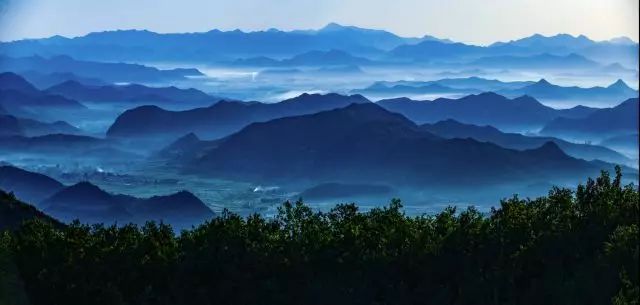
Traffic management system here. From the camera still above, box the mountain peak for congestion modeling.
[155,190,203,203]
[532,78,555,88]
[320,22,347,31]
[530,141,568,158]
[0,72,37,92]
[180,132,200,142]
[47,80,87,91]
[608,79,631,90]
[44,181,114,206]
[282,93,370,105]
[67,181,103,193]
[472,92,504,99]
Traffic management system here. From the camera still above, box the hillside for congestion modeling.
[107,93,371,139]
[188,103,606,186]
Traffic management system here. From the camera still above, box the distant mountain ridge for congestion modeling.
[0,133,143,160]
[540,98,639,139]
[359,77,535,92]
[1,25,636,67]
[0,23,430,61]
[420,119,631,166]
[356,77,638,107]
[499,78,638,103]
[45,80,219,106]
[183,103,614,187]
[376,92,597,130]
[0,72,86,118]
[0,55,203,83]
[235,49,372,67]
[353,77,535,97]
[0,114,79,137]
[107,93,371,140]
[469,53,598,69]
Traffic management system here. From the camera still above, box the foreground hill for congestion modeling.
[420,119,631,166]
[107,93,371,140]
[377,92,596,130]
[186,103,610,187]
[0,190,61,231]
[540,98,639,140]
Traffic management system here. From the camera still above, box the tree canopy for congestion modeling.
[1,168,638,305]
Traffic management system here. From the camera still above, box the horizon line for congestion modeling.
[1,22,638,46]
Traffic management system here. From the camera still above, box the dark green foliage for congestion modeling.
[3,168,639,305]
[0,190,62,232]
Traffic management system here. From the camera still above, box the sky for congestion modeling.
[0,0,638,44]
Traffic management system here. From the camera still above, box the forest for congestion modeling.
[0,168,638,305]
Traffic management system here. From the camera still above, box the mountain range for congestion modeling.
[1,24,636,68]
[540,98,639,140]
[387,34,637,67]
[355,77,535,94]
[498,79,638,103]
[234,49,373,67]
[107,93,371,140]
[0,23,433,62]
[16,70,107,89]
[377,92,597,130]
[0,165,214,228]
[45,80,219,106]
[356,77,638,106]
[0,72,86,118]
[0,55,203,83]
[0,114,79,137]
[182,103,618,187]
[420,119,631,166]
[468,53,598,69]
[599,134,639,157]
